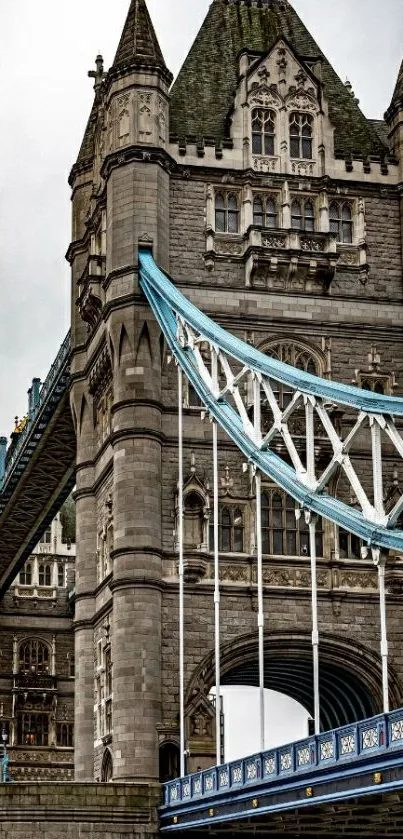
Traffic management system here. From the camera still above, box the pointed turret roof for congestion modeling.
[170,0,385,158]
[113,0,169,75]
[76,100,98,168]
[391,60,403,107]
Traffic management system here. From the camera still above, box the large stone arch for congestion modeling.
[186,631,403,733]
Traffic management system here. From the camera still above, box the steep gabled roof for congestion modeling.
[170,0,386,158]
[113,0,168,72]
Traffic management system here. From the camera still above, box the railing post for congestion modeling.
[27,377,41,420]
[178,365,185,777]
[0,438,7,489]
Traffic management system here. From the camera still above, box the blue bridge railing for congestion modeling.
[0,330,71,497]
[163,708,403,807]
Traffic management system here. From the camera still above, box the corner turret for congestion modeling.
[385,60,403,175]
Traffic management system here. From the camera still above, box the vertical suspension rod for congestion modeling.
[309,514,320,734]
[178,365,185,777]
[212,350,221,765]
[253,375,265,752]
[256,471,265,752]
[305,396,320,734]
[374,549,389,713]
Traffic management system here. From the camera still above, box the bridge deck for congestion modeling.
[0,332,75,596]
[161,708,403,835]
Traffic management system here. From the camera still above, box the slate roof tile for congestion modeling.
[170,0,387,158]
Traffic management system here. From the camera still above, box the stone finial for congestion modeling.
[88,55,107,92]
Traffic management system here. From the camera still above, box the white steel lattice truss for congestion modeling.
[140,250,403,553]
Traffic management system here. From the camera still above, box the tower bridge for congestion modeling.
[0,0,403,836]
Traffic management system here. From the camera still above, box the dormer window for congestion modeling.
[289,113,313,159]
[215,193,239,233]
[252,109,276,156]
[253,196,277,228]
[329,201,353,243]
[291,199,315,231]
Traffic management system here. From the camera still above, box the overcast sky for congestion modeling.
[0,0,401,440]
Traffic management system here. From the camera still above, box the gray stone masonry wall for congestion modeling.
[0,782,160,839]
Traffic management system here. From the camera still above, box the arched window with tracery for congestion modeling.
[18,639,50,675]
[39,563,52,587]
[215,193,239,233]
[289,113,313,159]
[264,341,320,411]
[291,199,315,231]
[329,201,353,243]
[252,109,276,156]
[19,562,32,586]
[253,196,277,228]
[261,490,323,556]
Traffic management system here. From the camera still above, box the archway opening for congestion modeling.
[187,632,392,764]
[210,685,311,761]
[222,649,378,733]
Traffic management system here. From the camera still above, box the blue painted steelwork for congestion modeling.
[139,250,403,551]
[0,331,71,498]
[162,707,403,812]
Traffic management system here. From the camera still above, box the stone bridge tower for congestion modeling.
[67,0,403,791]
[68,0,172,782]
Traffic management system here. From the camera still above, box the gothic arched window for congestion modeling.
[57,564,64,587]
[329,201,353,243]
[210,507,244,553]
[39,563,52,587]
[184,491,205,549]
[17,713,49,746]
[252,109,276,156]
[291,199,315,231]
[19,639,50,675]
[265,341,320,411]
[101,748,113,782]
[339,528,361,559]
[215,193,239,233]
[289,113,313,159]
[159,742,180,782]
[19,562,32,586]
[253,196,277,228]
[261,490,323,556]
[56,722,74,747]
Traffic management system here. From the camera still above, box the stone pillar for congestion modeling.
[109,308,163,781]
[74,490,97,780]
[72,382,98,781]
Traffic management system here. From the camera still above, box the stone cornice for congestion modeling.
[170,165,401,197]
[100,144,177,181]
